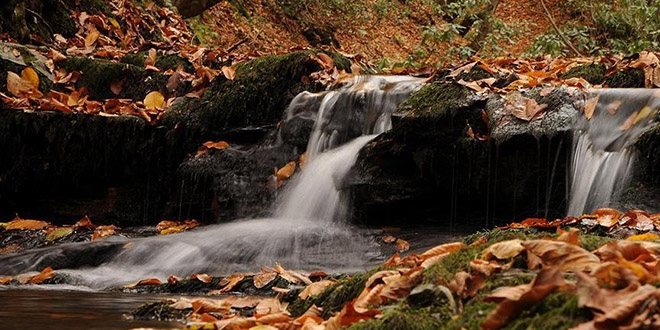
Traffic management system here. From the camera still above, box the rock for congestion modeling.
[407,284,443,308]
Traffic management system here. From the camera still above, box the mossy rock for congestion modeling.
[121,52,195,72]
[604,68,646,88]
[347,305,448,330]
[161,50,351,140]
[561,63,606,85]
[59,57,175,101]
[289,273,367,318]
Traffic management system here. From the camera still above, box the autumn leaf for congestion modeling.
[482,239,525,260]
[593,207,622,228]
[522,240,600,272]
[253,272,278,289]
[276,161,296,181]
[124,278,163,288]
[92,225,118,241]
[421,241,466,257]
[45,227,74,241]
[382,235,397,244]
[217,273,245,293]
[6,68,42,98]
[191,273,213,284]
[143,91,165,110]
[7,216,49,230]
[202,141,229,150]
[29,266,56,284]
[396,238,410,252]
[221,66,236,80]
[482,267,565,330]
[299,280,335,300]
[584,95,599,120]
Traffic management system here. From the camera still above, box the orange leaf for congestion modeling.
[74,216,96,229]
[421,241,466,257]
[85,28,100,48]
[124,278,163,288]
[522,240,600,272]
[253,272,278,289]
[276,161,296,181]
[29,266,56,284]
[92,225,118,241]
[482,239,525,260]
[202,140,229,150]
[21,67,39,88]
[218,273,245,293]
[6,218,49,230]
[395,238,410,252]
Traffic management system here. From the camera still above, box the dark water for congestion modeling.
[0,288,182,330]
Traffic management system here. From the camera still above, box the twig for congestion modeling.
[25,8,55,37]
[225,37,249,53]
[539,0,583,56]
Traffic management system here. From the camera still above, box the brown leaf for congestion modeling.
[396,238,410,252]
[167,275,182,285]
[482,267,565,329]
[202,140,229,150]
[556,227,580,245]
[298,280,335,300]
[74,216,96,229]
[382,235,397,244]
[124,278,163,288]
[92,225,118,241]
[45,227,74,241]
[47,48,67,63]
[482,239,525,260]
[448,271,485,298]
[191,298,231,314]
[145,48,157,67]
[594,207,622,227]
[606,100,622,115]
[253,272,278,289]
[85,28,101,48]
[379,267,424,301]
[191,273,213,284]
[522,240,601,272]
[110,79,123,95]
[218,273,245,293]
[221,66,236,80]
[316,53,335,71]
[584,95,599,120]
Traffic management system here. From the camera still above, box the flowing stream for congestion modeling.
[568,89,660,215]
[0,75,425,289]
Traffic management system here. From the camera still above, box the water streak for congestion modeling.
[568,89,660,215]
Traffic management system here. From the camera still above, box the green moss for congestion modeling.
[397,82,474,118]
[347,305,448,330]
[503,292,592,330]
[60,57,170,100]
[604,68,646,88]
[121,52,194,72]
[162,50,346,136]
[561,64,606,85]
[579,233,613,251]
[423,246,479,284]
[289,273,368,318]
[446,298,497,330]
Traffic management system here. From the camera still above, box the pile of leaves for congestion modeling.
[0,215,199,255]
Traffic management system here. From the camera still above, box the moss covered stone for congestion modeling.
[604,68,646,88]
[162,50,349,139]
[561,64,606,85]
[289,273,368,318]
[60,57,173,101]
[347,305,448,330]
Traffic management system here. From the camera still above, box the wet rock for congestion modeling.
[407,283,442,308]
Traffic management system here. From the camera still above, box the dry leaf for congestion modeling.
[276,161,296,181]
[421,242,466,257]
[396,238,410,252]
[522,240,600,272]
[482,239,525,260]
[298,280,335,300]
[584,95,599,120]
[221,66,236,80]
[6,218,49,230]
[144,91,165,109]
[254,272,278,289]
[124,278,163,288]
[29,267,56,284]
[482,267,565,330]
[45,227,74,241]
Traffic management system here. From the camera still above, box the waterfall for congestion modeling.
[568,89,660,215]
[0,75,424,288]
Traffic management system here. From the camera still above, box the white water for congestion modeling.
[0,75,425,289]
[568,89,660,215]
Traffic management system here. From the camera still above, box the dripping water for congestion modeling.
[568,89,660,215]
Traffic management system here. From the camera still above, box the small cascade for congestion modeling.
[568,89,660,215]
[0,75,425,289]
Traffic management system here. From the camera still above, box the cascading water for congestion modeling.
[0,75,425,289]
[568,89,660,215]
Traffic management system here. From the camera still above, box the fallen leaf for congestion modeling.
[124,278,163,288]
[421,241,466,257]
[253,272,278,289]
[92,225,118,241]
[45,227,74,241]
[276,161,296,181]
[606,100,622,115]
[202,141,229,150]
[298,280,335,300]
[482,267,565,330]
[6,218,49,230]
[448,271,485,298]
[29,267,56,284]
[522,240,600,272]
[382,235,397,244]
[584,95,599,120]
[191,273,213,284]
[482,239,525,260]
[221,66,236,80]
[143,91,165,109]
[218,273,245,293]
[396,238,410,252]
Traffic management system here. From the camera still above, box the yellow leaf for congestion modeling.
[633,105,654,125]
[298,280,335,300]
[46,227,74,241]
[85,29,100,48]
[627,233,660,241]
[143,91,165,109]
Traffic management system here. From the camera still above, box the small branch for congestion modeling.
[539,0,584,56]
[25,8,55,37]
[225,37,249,53]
